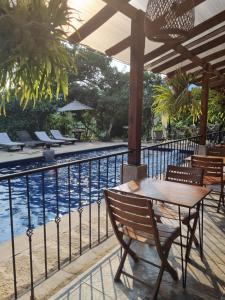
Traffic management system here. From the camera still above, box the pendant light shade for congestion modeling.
[145,0,195,42]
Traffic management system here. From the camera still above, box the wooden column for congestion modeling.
[128,11,145,165]
[199,69,210,145]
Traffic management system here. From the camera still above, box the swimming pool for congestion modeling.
[0,145,190,243]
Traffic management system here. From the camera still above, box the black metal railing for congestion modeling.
[0,131,224,299]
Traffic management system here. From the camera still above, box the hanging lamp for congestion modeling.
[144,0,195,42]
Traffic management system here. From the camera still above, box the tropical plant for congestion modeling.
[153,70,198,124]
[153,69,225,129]
[0,0,77,114]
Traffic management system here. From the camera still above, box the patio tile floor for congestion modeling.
[52,199,225,300]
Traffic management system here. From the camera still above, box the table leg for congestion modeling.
[178,206,185,288]
[184,208,191,288]
[186,203,201,260]
[201,200,204,260]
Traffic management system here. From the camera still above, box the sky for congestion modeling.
[111,58,130,73]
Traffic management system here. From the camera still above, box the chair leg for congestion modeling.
[152,264,165,300]
[217,192,224,213]
[115,238,136,281]
[164,260,178,281]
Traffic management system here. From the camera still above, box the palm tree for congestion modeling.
[153,70,199,125]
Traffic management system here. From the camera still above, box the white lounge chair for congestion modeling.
[50,130,77,144]
[34,131,64,146]
[0,132,24,151]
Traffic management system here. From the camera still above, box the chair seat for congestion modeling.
[154,204,198,225]
[122,223,180,249]
[203,175,225,185]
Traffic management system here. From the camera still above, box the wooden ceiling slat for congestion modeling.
[106,0,206,57]
[106,36,131,56]
[192,70,225,85]
[167,48,225,76]
[151,34,225,73]
[144,10,225,64]
[209,79,225,88]
[102,0,138,19]
[69,5,117,43]
[149,24,225,69]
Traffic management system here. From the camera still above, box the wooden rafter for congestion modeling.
[144,10,225,64]
[69,0,133,43]
[209,78,225,88]
[102,0,138,19]
[151,33,225,73]
[69,5,118,43]
[149,24,225,70]
[167,48,225,77]
[105,0,205,56]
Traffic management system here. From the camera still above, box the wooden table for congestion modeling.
[113,178,211,287]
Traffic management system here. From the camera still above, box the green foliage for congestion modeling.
[47,112,75,135]
[67,45,130,140]
[0,97,62,138]
[153,70,196,123]
[0,0,77,114]
[153,70,225,128]
[142,72,163,140]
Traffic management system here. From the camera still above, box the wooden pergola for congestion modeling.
[68,0,225,166]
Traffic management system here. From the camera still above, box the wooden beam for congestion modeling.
[199,69,210,145]
[69,5,118,43]
[152,33,225,73]
[144,10,225,64]
[167,49,225,77]
[209,78,225,88]
[102,0,137,19]
[172,44,225,82]
[106,0,205,57]
[128,11,145,165]
[106,36,131,56]
[148,24,225,70]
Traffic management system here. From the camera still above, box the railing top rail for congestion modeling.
[0,149,132,181]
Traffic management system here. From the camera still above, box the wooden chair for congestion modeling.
[155,165,204,257]
[191,156,224,212]
[165,165,203,186]
[104,189,181,300]
[207,147,225,157]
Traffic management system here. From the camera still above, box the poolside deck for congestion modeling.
[49,196,225,300]
[0,141,129,164]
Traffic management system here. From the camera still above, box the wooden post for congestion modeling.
[128,11,145,165]
[199,69,210,145]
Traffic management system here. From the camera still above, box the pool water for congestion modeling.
[0,146,188,243]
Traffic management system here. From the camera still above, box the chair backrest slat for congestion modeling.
[105,190,157,237]
[207,147,225,157]
[191,156,223,179]
[111,206,152,226]
[109,198,149,215]
[166,165,203,186]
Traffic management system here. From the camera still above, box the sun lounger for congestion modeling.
[34,131,64,146]
[0,132,24,151]
[50,130,77,144]
[16,130,45,148]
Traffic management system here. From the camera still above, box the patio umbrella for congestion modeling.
[58,100,93,112]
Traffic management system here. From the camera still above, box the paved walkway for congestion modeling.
[52,196,225,300]
[0,141,128,164]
